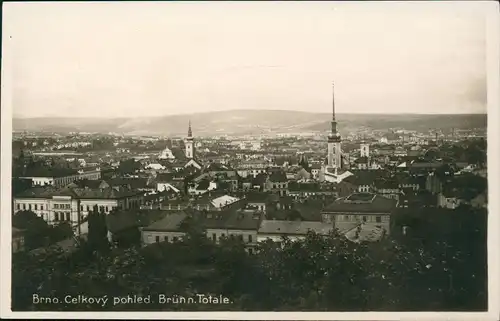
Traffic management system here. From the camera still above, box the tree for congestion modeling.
[12,210,50,250]
[87,205,109,252]
[11,207,487,311]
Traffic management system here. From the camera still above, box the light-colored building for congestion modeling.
[141,212,188,245]
[321,193,397,238]
[13,186,144,231]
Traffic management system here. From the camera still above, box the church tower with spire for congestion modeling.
[327,82,342,172]
[185,120,194,159]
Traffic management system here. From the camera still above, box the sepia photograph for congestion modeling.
[1,1,499,319]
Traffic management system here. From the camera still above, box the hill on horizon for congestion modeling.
[13,110,487,136]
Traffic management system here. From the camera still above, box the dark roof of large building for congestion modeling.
[22,166,78,178]
[15,186,77,199]
[106,209,168,233]
[15,185,143,200]
[140,212,188,232]
[72,187,143,199]
[198,209,262,231]
[323,193,398,214]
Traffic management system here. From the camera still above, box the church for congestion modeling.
[319,82,353,183]
[183,121,202,170]
[157,121,202,171]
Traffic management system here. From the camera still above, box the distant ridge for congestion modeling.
[13,110,487,136]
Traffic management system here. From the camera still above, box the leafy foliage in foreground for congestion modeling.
[12,208,487,311]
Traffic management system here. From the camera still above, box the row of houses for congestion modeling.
[135,191,397,248]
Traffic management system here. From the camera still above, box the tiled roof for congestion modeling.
[106,209,167,233]
[258,220,333,236]
[223,210,262,230]
[323,193,397,214]
[140,212,187,232]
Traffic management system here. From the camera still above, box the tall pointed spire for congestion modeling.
[330,82,338,137]
[187,120,192,138]
[332,81,336,122]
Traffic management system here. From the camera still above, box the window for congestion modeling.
[376,216,382,223]
[40,205,44,211]
[106,206,109,213]
[28,204,32,211]
[344,215,349,221]
[212,233,216,242]
[238,235,243,241]
[54,212,59,221]
[16,204,20,210]
[80,205,84,211]
[22,204,26,210]
[362,216,367,222]
[34,204,38,210]
[164,236,168,242]
[65,204,71,209]
[66,212,71,221]
[155,236,160,243]
[54,204,59,209]
[87,205,90,211]
[248,235,253,243]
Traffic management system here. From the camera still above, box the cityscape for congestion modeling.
[4,1,492,316]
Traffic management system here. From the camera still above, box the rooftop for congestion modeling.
[106,209,167,233]
[258,220,333,236]
[323,193,398,214]
[140,212,187,232]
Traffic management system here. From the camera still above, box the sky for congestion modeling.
[4,1,489,118]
